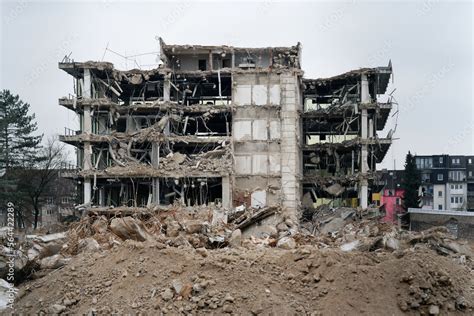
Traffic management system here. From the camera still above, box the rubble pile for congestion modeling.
[3,206,474,314]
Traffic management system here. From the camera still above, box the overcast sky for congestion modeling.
[1,0,472,169]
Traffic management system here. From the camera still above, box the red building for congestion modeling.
[379,170,405,224]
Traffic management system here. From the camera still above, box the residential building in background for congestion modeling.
[416,155,474,212]
[378,169,405,223]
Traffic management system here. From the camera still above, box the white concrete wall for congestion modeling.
[234,83,281,106]
[433,184,446,210]
[446,182,468,210]
[279,73,301,214]
[231,72,301,222]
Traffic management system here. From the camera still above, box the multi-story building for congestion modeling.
[58,39,393,230]
[416,155,474,211]
[377,169,405,223]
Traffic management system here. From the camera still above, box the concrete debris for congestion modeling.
[77,238,101,253]
[323,183,345,197]
[340,240,360,252]
[5,204,474,315]
[110,217,151,242]
[228,229,242,248]
[39,254,70,270]
[276,237,296,250]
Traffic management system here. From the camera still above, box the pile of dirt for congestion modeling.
[12,240,473,315]
[5,205,474,314]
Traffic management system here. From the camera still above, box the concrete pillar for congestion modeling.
[280,73,301,224]
[151,143,160,204]
[83,69,92,98]
[360,179,368,209]
[361,108,368,139]
[83,142,92,205]
[222,176,231,209]
[151,143,160,167]
[82,94,92,206]
[152,178,160,204]
[163,73,171,101]
[208,50,213,71]
[83,105,92,134]
[98,188,105,206]
[359,73,370,209]
[84,179,91,204]
[369,118,374,138]
[361,74,370,104]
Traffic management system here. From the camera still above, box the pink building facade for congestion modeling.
[380,188,405,223]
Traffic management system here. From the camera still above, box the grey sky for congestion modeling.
[1,0,472,169]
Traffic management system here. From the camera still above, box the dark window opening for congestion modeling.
[159,177,222,206]
[198,59,207,71]
[222,59,231,68]
[116,118,127,132]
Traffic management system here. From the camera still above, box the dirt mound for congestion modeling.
[5,206,474,314]
[12,240,473,315]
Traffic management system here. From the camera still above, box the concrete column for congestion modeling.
[84,179,91,204]
[152,178,160,204]
[83,105,92,134]
[83,142,92,205]
[222,176,231,209]
[83,69,92,98]
[361,74,370,104]
[151,142,160,167]
[151,143,160,204]
[208,51,213,71]
[280,73,301,224]
[98,188,105,206]
[369,118,374,138]
[359,73,370,209]
[360,179,368,209]
[163,73,171,101]
[361,108,368,139]
[82,95,92,205]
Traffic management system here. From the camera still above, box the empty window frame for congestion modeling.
[198,59,207,71]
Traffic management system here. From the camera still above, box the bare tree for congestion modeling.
[17,137,67,229]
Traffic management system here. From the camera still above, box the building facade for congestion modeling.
[416,155,474,212]
[378,169,405,223]
[58,39,393,227]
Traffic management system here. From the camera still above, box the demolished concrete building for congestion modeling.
[58,38,393,232]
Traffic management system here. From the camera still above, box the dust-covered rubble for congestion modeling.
[2,205,474,314]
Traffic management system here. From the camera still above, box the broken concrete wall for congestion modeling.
[231,71,301,233]
[232,73,282,212]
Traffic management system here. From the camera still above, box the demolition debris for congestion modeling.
[57,38,394,237]
[3,205,473,314]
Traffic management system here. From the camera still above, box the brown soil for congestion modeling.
[12,241,473,315]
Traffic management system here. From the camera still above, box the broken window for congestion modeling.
[222,59,231,68]
[198,59,207,71]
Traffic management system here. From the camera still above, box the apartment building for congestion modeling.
[58,38,393,228]
[416,155,474,211]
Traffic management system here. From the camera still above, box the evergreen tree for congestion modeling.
[0,90,43,171]
[402,151,421,209]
